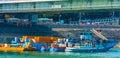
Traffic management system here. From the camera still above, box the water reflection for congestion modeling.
[0,48,119,58]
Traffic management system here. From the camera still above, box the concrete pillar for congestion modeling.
[31,13,38,23]
[119,11,120,25]
[112,11,115,18]
[79,12,82,24]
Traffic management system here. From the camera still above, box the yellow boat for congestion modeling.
[0,44,24,52]
[0,47,24,52]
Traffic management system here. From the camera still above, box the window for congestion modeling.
[0,4,2,10]
[18,3,34,10]
[35,2,51,9]
[2,4,17,10]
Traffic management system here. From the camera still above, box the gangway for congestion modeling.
[90,29,108,40]
[91,29,120,48]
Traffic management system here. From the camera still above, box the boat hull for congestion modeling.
[0,47,24,52]
[65,48,109,52]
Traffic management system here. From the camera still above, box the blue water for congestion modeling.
[0,48,120,58]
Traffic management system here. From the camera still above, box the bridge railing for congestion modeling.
[0,0,120,12]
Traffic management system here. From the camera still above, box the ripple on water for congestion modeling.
[0,48,120,58]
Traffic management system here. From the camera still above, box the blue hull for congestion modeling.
[65,40,118,52]
[66,48,109,52]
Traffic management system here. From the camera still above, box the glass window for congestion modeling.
[72,0,79,7]
[112,0,120,6]
[60,1,70,8]
[35,2,51,9]
[18,3,34,10]
[0,4,2,10]
[2,4,17,10]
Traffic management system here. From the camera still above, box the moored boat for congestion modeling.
[65,40,118,52]
[0,47,24,52]
[64,29,118,52]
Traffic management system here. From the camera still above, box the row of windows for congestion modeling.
[0,0,120,10]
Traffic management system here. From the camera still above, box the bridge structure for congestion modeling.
[0,0,120,24]
[0,0,120,12]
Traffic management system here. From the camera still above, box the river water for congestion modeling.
[0,48,120,58]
